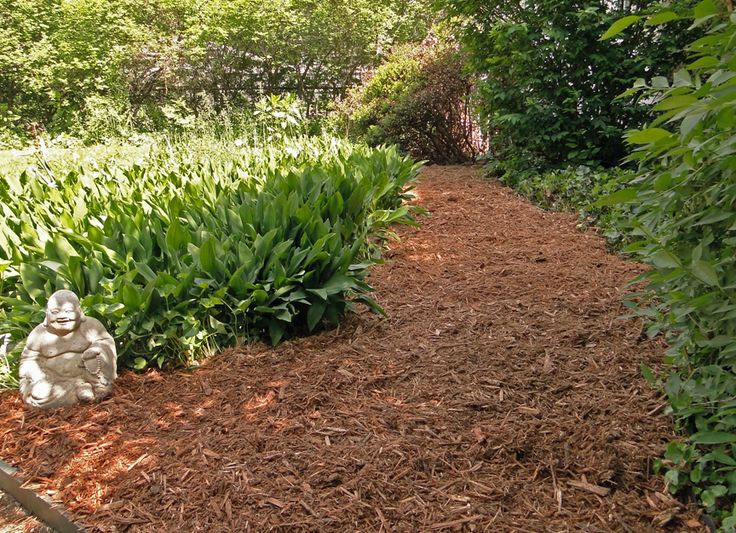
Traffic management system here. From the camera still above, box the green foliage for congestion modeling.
[503,166,633,247]
[334,38,484,163]
[0,0,433,140]
[0,136,422,387]
[614,3,736,524]
[253,94,310,141]
[440,0,693,175]
[0,0,192,136]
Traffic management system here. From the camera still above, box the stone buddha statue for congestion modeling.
[19,290,117,409]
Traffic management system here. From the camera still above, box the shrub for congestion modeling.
[441,0,693,175]
[604,4,736,525]
[333,38,485,163]
[0,0,432,138]
[253,94,309,141]
[73,94,135,144]
[0,136,422,384]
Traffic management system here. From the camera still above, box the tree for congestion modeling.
[0,0,434,140]
[440,0,693,176]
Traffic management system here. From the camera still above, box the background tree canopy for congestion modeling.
[0,0,433,138]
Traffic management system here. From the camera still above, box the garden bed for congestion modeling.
[0,166,702,531]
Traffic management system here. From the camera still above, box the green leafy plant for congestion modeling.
[332,37,484,163]
[0,136,422,382]
[253,94,309,141]
[0,0,433,141]
[602,1,736,525]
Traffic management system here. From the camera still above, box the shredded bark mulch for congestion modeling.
[0,165,705,532]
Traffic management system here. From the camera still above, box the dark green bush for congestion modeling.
[441,0,693,175]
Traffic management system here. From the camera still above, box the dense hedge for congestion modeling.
[611,5,736,525]
[0,0,432,144]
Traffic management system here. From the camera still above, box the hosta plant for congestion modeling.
[0,137,422,383]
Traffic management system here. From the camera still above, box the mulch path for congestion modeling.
[0,165,704,532]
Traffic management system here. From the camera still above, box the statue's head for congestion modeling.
[44,290,85,335]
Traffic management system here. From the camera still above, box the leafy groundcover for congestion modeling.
[0,137,422,384]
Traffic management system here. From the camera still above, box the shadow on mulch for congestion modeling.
[0,166,705,532]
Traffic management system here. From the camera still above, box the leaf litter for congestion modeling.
[0,165,705,532]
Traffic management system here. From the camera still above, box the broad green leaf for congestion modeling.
[650,250,680,268]
[692,260,719,286]
[199,238,219,278]
[596,187,637,206]
[694,0,717,20]
[689,56,719,69]
[228,264,251,296]
[121,283,141,310]
[166,217,189,251]
[600,15,642,40]
[704,449,736,466]
[323,273,357,295]
[307,300,326,331]
[690,431,736,444]
[356,294,386,317]
[652,76,670,89]
[653,95,698,111]
[627,128,672,144]
[307,288,328,301]
[67,256,85,294]
[53,234,79,264]
[19,263,46,303]
[694,210,732,226]
[681,113,706,137]
[134,262,157,282]
[645,11,679,25]
[269,320,285,345]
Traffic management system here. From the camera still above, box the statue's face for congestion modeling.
[45,295,83,334]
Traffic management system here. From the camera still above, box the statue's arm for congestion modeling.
[18,335,45,384]
[82,319,117,379]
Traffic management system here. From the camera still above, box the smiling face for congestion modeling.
[44,290,83,335]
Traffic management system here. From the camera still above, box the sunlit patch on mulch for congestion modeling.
[0,166,704,532]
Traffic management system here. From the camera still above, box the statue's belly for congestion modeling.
[42,351,84,378]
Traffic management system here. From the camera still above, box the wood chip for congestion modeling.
[567,480,611,497]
